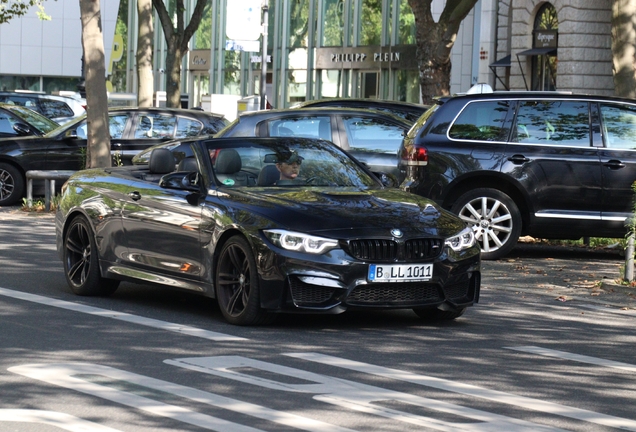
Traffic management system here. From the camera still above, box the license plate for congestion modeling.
[368,264,433,282]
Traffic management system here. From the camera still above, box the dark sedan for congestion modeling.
[0,102,60,138]
[0,107,228,206]
[215,107,412,180]
[55,137,480,325]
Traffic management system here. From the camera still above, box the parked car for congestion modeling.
[55,137,481,325]
[292,98,429,123]
[0,107,228,206]
[215,107,412,180]
[398,86,636,259]
[0,102,60,138]
[0,91,86,124]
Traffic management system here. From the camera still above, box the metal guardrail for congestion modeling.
[25,170,75,212]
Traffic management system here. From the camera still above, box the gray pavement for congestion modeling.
[2,203,635,310]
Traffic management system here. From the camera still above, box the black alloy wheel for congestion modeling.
[215,236,273,325]
[63,216,119,296]
[0,163,24,206]
[451,188,522,260]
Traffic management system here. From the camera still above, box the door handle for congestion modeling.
[603,159,625,169]
[128,191,141,201]
[507,154,530,164]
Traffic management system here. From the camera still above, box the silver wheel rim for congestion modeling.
[458,196,513,254]
[0,168,15,202]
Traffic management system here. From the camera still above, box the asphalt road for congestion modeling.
[1,208,635,431]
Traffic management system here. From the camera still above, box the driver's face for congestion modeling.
[276,161,301,180]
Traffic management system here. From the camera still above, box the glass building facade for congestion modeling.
[109,0,421,109]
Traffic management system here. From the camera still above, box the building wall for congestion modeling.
[508,0,613,94]
[0,0,119,83]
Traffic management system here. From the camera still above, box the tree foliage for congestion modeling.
[0,0,50,24]
[407,0,478,104]
[152,0,208,107]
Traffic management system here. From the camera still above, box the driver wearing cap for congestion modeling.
[276,151,303,181]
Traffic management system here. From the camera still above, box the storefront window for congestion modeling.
[398,0,415,44]
[194,3,212,49]
[394,70,420,103]
[359,0,381,45]
[224,51,242,95]
[323,0,345,46]
[532,3,558,91]
[320,70,351,98]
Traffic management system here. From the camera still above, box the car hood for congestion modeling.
[220,187,465,239]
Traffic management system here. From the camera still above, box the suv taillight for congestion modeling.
[400,146,428,166]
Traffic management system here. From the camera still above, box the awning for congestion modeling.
[516,47,557,56]
[489,55,511,68]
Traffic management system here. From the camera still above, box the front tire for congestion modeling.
[451,188,521,260]
[215,236,273,325]
[0,163,25,206]
[63,216,119,296]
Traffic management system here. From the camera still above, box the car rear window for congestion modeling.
[449,100,510,141]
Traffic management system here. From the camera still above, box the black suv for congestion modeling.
[399,88,636,259]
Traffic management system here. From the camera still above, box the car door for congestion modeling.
[597,101,636,225]
[504,99,603,231]
[119,177,205,281]
[336,114,408,178]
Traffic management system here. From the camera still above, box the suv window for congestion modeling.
[176,117,204,137]
[267,116,332,139]
[513,100,590,146]
[599,103,636,150]
[449,100,510,141]
[343,117,405,153]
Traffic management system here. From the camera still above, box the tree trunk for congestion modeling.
[612,0,636,98]
[79,0,111,169]
[408,0,478,104]
[165,40,184,108]
[137,0,154,107]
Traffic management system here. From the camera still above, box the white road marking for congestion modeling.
[285,352,636,431]
[9,363,355,432]
[0,287,244,341]
[167,356,565,431]
[0,409,122,431]
[505,345,636,372]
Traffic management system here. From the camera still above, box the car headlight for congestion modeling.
[445,227,476,252]
[263,229,339,254]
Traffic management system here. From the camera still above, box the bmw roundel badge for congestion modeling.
[391,229,403,238]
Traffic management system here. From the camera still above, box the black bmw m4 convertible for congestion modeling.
[56,137,480,325]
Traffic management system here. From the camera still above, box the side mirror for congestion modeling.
[64,129,79,139]
[12,123,32,136]
[159,171,200,192]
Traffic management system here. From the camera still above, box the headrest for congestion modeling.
[149,148,175,174]
[215,148,242,174]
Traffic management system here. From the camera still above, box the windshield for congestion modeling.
[6,105,59,133]
[207,139,381,189]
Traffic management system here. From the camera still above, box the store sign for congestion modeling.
[315,46,417,70]
[189,50,211,71]
[534,30,557,48]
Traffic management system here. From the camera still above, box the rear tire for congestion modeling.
[215,236,274,325]
[63,216,119,296]
[451,188,521,260]
[0,163,25,206]
[413,307,466,321]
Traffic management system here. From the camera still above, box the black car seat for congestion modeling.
[177,157,198,172]
[215,149,249,186]
[143,148,175,181]
[257,164,280,186]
